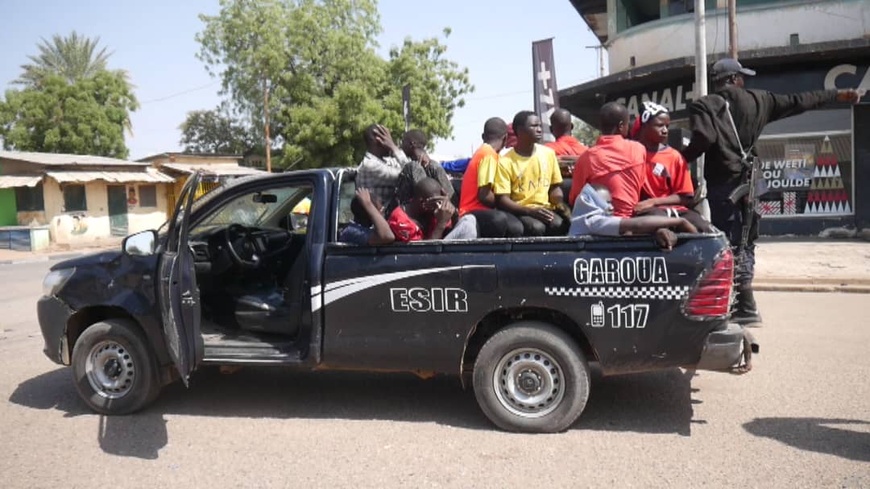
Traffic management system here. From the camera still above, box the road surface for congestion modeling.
[0,261,867,488]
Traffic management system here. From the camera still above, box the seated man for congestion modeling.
[570,183,698,250]
[546,108,589,179]
[356,124,410,206]
[569,102,647,219]
[458,117,524,238]
[339,188,395,246]
[395,129,455,205]
[388,178,475,242]
[494,111,569,237]
[632,101,713,232]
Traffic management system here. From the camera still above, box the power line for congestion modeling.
[140,81,220,104]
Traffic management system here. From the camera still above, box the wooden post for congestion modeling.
[728,0,738,59]
[263,78,271,173]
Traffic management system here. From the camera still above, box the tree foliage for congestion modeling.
[15,31,116,87]
[0,72,138,158]
[196,0,474,169]
[572,117,600,147]
[179,109,255,154]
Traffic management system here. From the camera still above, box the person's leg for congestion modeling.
[518,215,546,236]
[502,212,525,238]
[545,212,569,236]
[469,210,508,238]
[679,209,714,233]
[444,214,478,240]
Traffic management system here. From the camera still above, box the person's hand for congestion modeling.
[675,218,698,234]
[416,149,431,167]
[836,89,865,104]
[634,199,657,215]
[655,228,678,251]
[530,207,555,223]
[355,188,373,206]
[373,124,398,151]
[429,196,455,224]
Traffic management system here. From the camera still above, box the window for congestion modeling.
[15,184,44,211]
[63,184,87,212]
[139,185,157,207]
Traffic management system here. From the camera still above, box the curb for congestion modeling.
[754,282,870,294]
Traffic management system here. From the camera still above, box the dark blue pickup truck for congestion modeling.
[36,169,754,432]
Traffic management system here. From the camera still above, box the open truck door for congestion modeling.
[158,172,203,386]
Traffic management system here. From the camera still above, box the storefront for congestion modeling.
[560,45,870,235]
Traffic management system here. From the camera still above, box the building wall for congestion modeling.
[41,179,170,246]
[606,0,869,73]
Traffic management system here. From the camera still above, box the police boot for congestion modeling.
[732,284,763,328]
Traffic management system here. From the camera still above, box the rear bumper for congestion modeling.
[37,296,74,365]
[696,322,759,371]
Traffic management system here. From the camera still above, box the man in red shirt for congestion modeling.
[547,109,589,179]
[632,101,712,232]
[388,178,457,242]
[458,118,523,238]
[569,102,646,218]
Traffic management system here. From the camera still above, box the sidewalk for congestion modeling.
[2,236,868,292]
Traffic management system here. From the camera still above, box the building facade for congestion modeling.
[561,0,870,235]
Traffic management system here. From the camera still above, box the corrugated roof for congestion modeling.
[46,169,175,184]
[0,150,148,167]
[161,162,265,176]
[0,175,42,188]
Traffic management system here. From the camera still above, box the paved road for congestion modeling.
[0,261,867,488]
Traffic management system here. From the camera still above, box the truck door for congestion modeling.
[157,172,203,385]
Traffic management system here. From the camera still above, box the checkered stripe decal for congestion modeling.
[545,285,690,301]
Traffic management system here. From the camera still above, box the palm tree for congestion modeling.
[15,31,116,86]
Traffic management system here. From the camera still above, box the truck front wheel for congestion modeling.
[71,319,161,414]
[473,322,590,433]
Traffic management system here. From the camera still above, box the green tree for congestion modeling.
[16,31,116,87]
[196,0,473,170]
[179,109,255,154]
[572,117,600,147]
[0,72,138,158]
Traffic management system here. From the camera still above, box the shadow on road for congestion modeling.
[743,417,870,462]
[10,365,701,458]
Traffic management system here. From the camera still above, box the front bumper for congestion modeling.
[696,322,759,371]
[37,296,74,365]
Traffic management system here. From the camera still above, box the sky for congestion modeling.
[0,0,601,160]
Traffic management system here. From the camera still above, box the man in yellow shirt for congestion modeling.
[494,111,568,236]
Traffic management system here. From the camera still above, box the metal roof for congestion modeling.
[161,162,265,176]
[0,175,42,189]
[45,169,175,184]
[0,150,148,167]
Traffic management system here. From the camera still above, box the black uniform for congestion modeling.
[682,85,839,285]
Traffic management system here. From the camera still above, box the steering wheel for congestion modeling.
[224,224,261,268]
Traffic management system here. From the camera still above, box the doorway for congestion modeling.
[107,185,128,237]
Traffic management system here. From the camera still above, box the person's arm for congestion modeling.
[568,153,590,207]
[356,189,395,245]
[477,185,495,207]
[428,198,456,240]
[360,154,403,181]
[681,101,716,162]
[476,153,499,207]
[547,150,564,207]
[619,216,698,235]
[373,124,410,164]
[548,185,564,208]
[635,194,686,214]
[764,89,863,123]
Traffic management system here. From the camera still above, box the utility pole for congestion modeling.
[728,0,738,59]
[263,78,271,173]
[694,0,710,220]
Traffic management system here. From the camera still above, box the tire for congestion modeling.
[473,321,590,433]
[71,319,161,415]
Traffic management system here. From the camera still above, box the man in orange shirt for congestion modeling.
[458,117,524,237]
[632,101,712,232]
[547,109,588,179]
[569,102,646,218]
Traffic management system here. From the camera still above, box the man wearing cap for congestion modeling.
[682,58,864,328]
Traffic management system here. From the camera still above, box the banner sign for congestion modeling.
[532,39,559,141]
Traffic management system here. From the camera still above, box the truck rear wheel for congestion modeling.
[71,319,161,415]
[473,321,590,433]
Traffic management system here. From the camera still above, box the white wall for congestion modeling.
[606,0,869,73]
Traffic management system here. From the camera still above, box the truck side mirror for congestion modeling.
[123,230,157,256]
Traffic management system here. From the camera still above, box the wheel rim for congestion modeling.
[85,340,135,399]
[493,348,565,419]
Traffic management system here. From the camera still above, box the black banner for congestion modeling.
[532,39,559,140]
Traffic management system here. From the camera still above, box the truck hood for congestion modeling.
[50,249,123,271]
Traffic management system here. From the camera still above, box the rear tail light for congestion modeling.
[683,248,734,319]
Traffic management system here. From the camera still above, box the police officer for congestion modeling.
[682,58,863,328]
